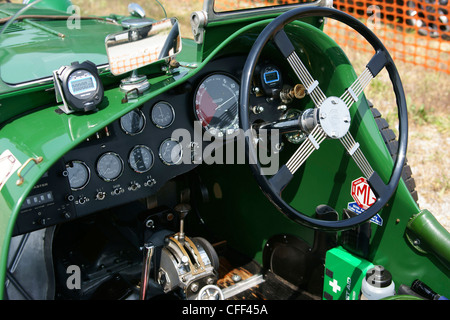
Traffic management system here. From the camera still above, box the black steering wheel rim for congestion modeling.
[239,7,408,231]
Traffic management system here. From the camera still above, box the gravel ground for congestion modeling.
[408,125,450,231]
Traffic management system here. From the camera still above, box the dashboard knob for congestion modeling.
[77,196,88,205]
[95,191,106,200]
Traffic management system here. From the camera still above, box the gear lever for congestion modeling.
[139,242,154,300]
[174,203,191,243]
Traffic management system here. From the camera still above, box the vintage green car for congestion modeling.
[0,0,448,301]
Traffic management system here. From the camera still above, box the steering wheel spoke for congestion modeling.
[273,30,327,107]
[339,132,389,200]
[341,51,389,109]
[339,132,374,179]
[269,125,326,193]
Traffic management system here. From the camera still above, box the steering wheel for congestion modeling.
[239,7,408,230]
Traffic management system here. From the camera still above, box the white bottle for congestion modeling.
[360,265,396,300]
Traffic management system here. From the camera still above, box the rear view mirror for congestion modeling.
[105,18,181,76]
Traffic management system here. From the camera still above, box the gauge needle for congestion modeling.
[215,96,235,110]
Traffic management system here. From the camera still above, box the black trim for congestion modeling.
[273,30,296,58]
[366,50,389,77]
[268,165,294,194]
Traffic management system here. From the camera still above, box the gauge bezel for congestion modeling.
[159,138,183,166]
[65,160,91,191]
[128,145,155,173]
[120,109,146,136]
[96,152,124,182]
[193,72,240,138]
[281,108,306,144]
[151,101,176,129]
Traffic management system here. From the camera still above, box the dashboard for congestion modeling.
[14,54,302,236]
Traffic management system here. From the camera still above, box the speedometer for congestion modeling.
[194,74,240,137]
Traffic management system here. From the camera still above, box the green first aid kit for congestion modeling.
[323,247,374,300]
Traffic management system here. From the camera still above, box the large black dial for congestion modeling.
[194,74,240,137]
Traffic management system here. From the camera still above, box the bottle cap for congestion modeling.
[365,265,393,288]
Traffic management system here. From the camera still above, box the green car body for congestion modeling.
[0,0,448,300]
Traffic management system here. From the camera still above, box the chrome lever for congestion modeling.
[139,242,155,300]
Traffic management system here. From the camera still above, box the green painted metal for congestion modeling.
[406,209,450,267]
[0,3,125,124]
[26,0,73,12]
[191,21,449,298]
[0,1,448,300]
[0,18,283,299]
[1,19,119,84]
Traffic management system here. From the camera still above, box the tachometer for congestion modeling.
[194,74,240,137]
[96,152,124,182]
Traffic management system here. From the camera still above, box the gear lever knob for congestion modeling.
[174,204,191,243]
[175,203,191,219]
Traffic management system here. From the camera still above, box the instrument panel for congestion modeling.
[15,91,197,235]
[15,54,293,236]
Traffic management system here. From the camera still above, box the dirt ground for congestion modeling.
[364,63,449,232]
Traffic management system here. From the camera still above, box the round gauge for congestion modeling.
[194,74,240,137]
[159,139,183,165]
[282,109,306,144]
[151,101,175,128]
[96,152,124,181]
[129,145,154,173]
[66,161,90,190]
[120,109,146,135]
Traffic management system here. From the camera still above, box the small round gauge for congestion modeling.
[159,139,183,165]
[120,109,146,135]
[282,109,306,144]
[96,152,124,181]
[151,101,175,128]
[194,74,240,137]
[66,160,90,190]
[129,145,154,173]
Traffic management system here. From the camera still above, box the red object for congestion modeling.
[351,177,376,210]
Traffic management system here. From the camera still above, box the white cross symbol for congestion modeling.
[329,279,341,293]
